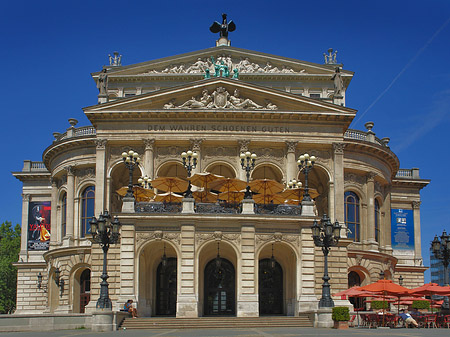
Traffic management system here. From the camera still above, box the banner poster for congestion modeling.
[391,208,414,254]
[27,201,51,251]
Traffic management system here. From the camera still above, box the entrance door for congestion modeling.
[80,269,90,313]
[259,258,283,315]
[204,258,235,315]
[156,258,177,315]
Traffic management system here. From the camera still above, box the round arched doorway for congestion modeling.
[203,258,235,315]
[156,257,177,316]
[259,258,283,315]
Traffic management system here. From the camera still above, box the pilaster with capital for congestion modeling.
[65,166,75,244]
[333,143,345,222]
[19,194,30,260]
[285,141,298,183]
[381,186,392,252]
[143,138,155,179]
[190,138,203,174]
[364,172,377,248]
[238,140,250,181]
[50,179,58,247]
[412,201,422,263]
[94,139,107,216]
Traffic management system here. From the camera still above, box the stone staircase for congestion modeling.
[120,315,313,330]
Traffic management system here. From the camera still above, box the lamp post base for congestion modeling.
[91,309,114,332]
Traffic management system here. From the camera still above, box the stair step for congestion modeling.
[121,316,313,330]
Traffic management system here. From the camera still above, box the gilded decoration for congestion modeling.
[195,231,241,247]
[139,56,306,75]
[255,233,299,249]
[164,87,277,110]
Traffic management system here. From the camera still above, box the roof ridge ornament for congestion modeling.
[108,51,122,66]
[324,48,338,65]
[210,13,236,47]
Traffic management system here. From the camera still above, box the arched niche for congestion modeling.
[138,240,178,317]
[205,162,236,178]
[257,242,297,316]
[156,162,187,178]
[297,165,330,216]
[252,164,283,182]
[110,162,143,212]
[197,240,237,316]
[71,266,91,313]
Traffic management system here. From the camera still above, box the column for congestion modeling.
[190,138,203,174]
[332,143,345,223]
[412,201,422,265]
[381,186,393,253]
[238,139,250,181]
[19,194,30,261]
[238,223,258,317]
[65,166,75,245]
[365,172,377,250]
[50,179,58,247]
[143,139,155,179]
[95,139,107,216]
[177,224,198,317]
[285,141,298,183]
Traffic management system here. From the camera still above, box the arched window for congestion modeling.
[81,186,95,238]
[61,192,67,238]
[345,191,360,242]
[375,199,380,243]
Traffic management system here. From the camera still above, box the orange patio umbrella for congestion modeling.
[154,192,183,203]
[279,187,319,201]
[218,191,245,204]
[192,190,218,203]
[249,179,284,195]
[190,172,223,188]
[334,286,375,299]
[209,177,247,193]
[409,283,450,296]
[116,186,155,202]
[151,177,188,194]
[253,193,286,205]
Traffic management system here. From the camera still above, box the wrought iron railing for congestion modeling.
[255,204,302,215]
[135,202,182,213]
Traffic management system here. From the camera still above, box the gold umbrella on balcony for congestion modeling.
[253,193,286,205]
[154,192,183,203]
[151,177,189,194]
[218,191,245,204]
[190,172,223,189]
[116,186,155,202]
[209,177,247,194]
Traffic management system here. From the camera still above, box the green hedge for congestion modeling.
[412,300,430,310]
[332,306,350,321]
[370,300,390,310]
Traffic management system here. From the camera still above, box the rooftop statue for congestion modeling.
[210,13,236,38]
[331,67,344,97]
[108,51,122,66]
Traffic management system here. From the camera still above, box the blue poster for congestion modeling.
[391,209,414,251]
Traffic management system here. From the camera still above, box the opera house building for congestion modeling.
[12,33,429,319]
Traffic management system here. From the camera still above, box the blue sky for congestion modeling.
[1,0,449,282]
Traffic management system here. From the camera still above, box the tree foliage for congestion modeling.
[0,221,21,314]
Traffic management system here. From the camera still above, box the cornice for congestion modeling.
[344,140,400,179]
[43,246,91,261]
[42,136,96,170]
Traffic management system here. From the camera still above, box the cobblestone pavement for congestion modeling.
[1,328,450,337]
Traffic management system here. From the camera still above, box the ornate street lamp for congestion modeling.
[288,179,302,189]
[138,175,151,189]
[54,267,65,297]
[240,151,257,199]
[89,211,121,309]
[297,153,316,201]
[181,150,198,198]
[431,230,450,310]
[122,150,140,199]
[311,214,341,308]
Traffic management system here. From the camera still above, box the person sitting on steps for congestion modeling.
[124,299,138,318]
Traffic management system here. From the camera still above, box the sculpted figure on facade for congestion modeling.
[97,69,108,95]
[229,89,263,109]
[332,67,344,97]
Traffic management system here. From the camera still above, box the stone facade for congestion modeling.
[12,44,429,317]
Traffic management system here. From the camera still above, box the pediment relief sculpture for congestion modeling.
[163,87,278,110]
[140,56,306,75]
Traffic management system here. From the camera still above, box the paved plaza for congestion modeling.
[1,327,450,337]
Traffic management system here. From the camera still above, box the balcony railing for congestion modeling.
[55,126,96,142]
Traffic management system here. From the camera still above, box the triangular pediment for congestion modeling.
[94,46,353,79]
[84,78,356,126]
